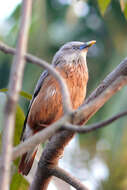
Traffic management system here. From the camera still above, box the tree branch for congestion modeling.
[0,1,32,190]
[63,110,127,133]
[0,41,72,113]
[51,167,89,190]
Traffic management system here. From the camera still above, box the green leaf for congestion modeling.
[0,93,25,137]
[14,105,25,146]
[10,172,29,190]
[0,88,32,100]
[124,3,127,19]
[0,88,7,92]
[20,91,32,100]
[0,97,25,148]
[120,0,127,19]
[12,106,28,188]
[13,105,25,173]
[98,0,111,16]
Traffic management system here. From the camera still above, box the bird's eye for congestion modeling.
[72,46,79,50]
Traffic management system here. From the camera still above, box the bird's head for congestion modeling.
[52,40,96,66]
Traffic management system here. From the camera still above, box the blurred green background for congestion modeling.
[0,0,127,189]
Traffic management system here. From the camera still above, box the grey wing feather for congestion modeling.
[33,70,49,100]
[20,70,49,140]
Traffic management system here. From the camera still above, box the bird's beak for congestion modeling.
[79,40,96,50]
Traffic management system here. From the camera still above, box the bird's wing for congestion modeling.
[20,70,49,140]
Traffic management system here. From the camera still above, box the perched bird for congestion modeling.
[18,40,96,175]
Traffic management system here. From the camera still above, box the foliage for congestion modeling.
[10,173,29,190]
[97,0,111,15]
[0,88,32,100]
[124,3,127,19]
[97,0,127,18]
[14,104,25,146]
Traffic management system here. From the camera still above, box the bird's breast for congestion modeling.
[58,62,88,109]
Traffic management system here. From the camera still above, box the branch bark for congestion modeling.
[0,1,32,190]
[51,167,89,190]
[63,110,127,133]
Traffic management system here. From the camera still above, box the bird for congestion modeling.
[18,40,96,175]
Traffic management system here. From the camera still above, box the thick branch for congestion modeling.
[63,110,127,133]
[51,167,89,190]
[0,1,32,190]
[0,42,72,113]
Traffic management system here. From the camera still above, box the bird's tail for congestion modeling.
[18,147,38,175]
[18,124,38,175]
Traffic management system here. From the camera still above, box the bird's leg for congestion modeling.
[34,123,48,133]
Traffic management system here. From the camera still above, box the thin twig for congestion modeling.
[51,167,89,190]
[0,42,72,113]
[63,110,127,133]
[0,1,32,190]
